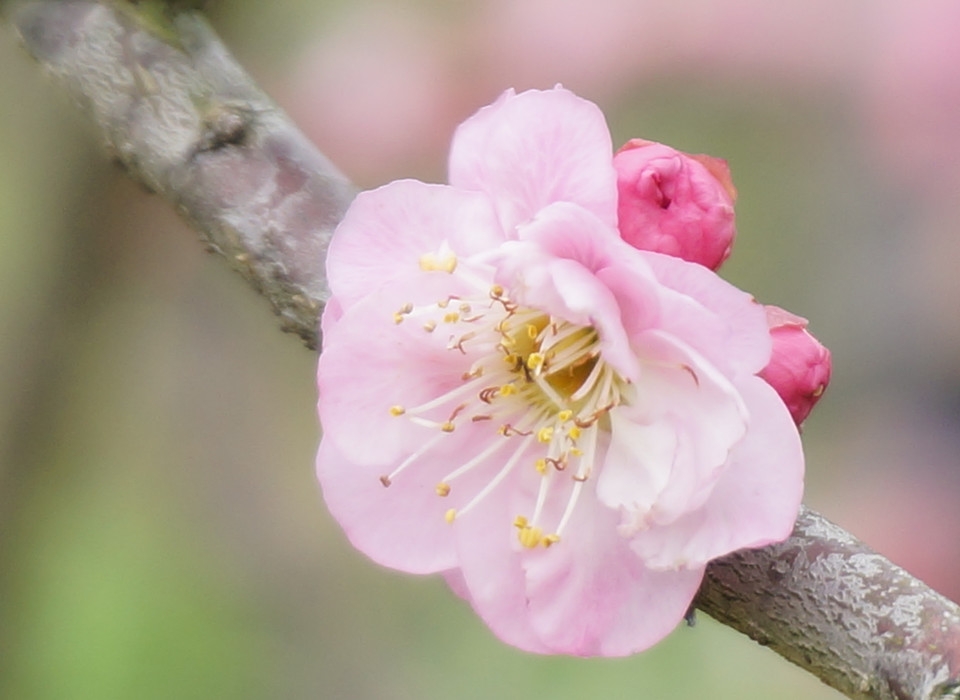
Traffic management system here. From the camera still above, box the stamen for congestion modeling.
[419,252,458,273]
[570,358,606,401]
[531,372,567,409]
[456,435,535,519]
[439,433,513,484]
[518,525,543,548]
[537,426,554,443]
[404,375,491,416]
[555,425,599,536]
[380,433,447,486]
[526,352,545,372]
[384,289,630,554]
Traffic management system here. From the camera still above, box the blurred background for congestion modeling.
[2,0,959,698]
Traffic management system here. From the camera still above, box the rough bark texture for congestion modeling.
[11,0,356,349]
[9,2,960,698]
[698,507,960,700]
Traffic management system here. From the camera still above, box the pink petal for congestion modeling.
[442,568,471,602]
[318,270,480,466]
[629,377,804,570]
[448,87,618,234]
[597,330,748,523]
[448,462,554,654]
[592,415,678,541]
[454,477,704,656]
[642,251,771,378]
[317,437,459,574]
[522,496,706,656]
[325,179,505,311]
[497,202,657,380]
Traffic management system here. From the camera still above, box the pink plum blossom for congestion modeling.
[316,87,805,656]
[759,305,832,426]
[614,139,737,270]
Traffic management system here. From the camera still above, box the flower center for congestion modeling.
[383,261,629,549]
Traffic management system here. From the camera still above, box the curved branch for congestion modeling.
[12,0,356,349]
[9,2,960,698]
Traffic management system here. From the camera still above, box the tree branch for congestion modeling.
[11,0,356,349]
[9,2,960,698]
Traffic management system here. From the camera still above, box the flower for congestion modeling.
[614,138,737,270]
[316,87,804,656]
[759,305,832,425]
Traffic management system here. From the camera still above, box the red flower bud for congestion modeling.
[614,138,737,270]
[759,306,832,425]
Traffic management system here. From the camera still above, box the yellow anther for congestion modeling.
[445,509,457,523]
[440,422,456,433]
[423,320,437,332]
[435,482,451,497]
[437,297,450,308]
[537,426,554,443]
[527,324,539,340]
[557,410,573,422]
[543,534,561,548]
[518,525,543,549]
[526,352,545,371]
[490,284,504,298]
[389,405,406,416]
[535,458,548,475]
[498,384,516,397]
[393,312,405,324]
[419,252,458,273]
[503,353,519,366]
[570,447,584,457]
[513,515,529,529]
[443,312,460,323]
[567,426,582,441]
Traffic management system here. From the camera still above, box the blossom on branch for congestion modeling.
[316,87,806,656]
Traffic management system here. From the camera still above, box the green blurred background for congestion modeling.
[3,1,960,698]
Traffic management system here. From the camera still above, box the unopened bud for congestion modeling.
[614,139,737,270]
[759,306,832,425]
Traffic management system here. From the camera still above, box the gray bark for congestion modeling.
[8,2,960,697]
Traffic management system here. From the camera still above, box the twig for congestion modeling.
[9,2,960,697]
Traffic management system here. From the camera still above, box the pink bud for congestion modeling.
[613,138,737,270]
[759,306,832,425]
